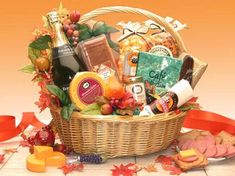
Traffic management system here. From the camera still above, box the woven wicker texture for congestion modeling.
[52,6,188,158]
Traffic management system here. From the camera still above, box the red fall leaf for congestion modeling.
[155,155,173,165]
[59,163,84,175]
[144,163,158,173]
[20,133,27,141]
[111,163,136,176]
[3,148,18,154]
[19,140,32,147]
[155,155,183,175]
[0,154,5,164]
[162,164,183,175]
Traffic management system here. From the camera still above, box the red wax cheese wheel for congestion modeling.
[45,152,66,167]
[69,72,106,110]
[26,154,46,173]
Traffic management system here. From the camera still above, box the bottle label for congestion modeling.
[123,51,139,77]
[52,44,75,59]
[150,92,178,113]
[77,78,104,104]
[149,45,173,57]
[93,63,115,82]
[126,82,147,105]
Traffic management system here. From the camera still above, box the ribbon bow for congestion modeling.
[144,17,187,35]
[117,21,149,42]
[0,112,46,142]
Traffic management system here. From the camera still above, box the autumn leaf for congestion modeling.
[58,1,69,17]
[144,163,158,173]
[20,133,27,140]
[59,163,84,175]
[111,163,136,176]
[155,155,173,165]
[19,140,32,148]
[3,148,18,154]
[155,155,183,175]
[0,154,5,163]
[162,164,183,175]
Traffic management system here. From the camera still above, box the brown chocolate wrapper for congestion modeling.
[179,52,208,88]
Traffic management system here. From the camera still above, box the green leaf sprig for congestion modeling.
[46,84,75,120]
[74,21,119,52]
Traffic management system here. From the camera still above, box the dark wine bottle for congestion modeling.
[47,11,87,91]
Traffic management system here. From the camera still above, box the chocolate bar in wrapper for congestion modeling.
[76,34,120,81]
[136,52,183,94]
[179,52,208,88]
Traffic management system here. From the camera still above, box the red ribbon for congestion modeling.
[183,110,235,135]
[0,112,46,142]
[0,110,234,142]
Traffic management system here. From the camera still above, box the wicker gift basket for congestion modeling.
[46,6,207,159]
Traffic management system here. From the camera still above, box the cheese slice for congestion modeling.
[179,149,197,158]
[45,152,66,167]
[34,146,53,160]
[69,72,106,110]
[26,154,46,173]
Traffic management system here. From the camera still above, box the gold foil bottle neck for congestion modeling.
[46,11,68,47]
[47,11,60,24]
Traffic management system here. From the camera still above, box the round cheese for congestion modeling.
[45,152,66,167]
[69,72,106,110]
[26,154,46,173]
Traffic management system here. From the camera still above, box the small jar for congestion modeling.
[124,76,147,105]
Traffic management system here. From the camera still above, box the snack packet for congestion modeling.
[145,20,181,57]
[117,21,152,79]
[179,53,208,88]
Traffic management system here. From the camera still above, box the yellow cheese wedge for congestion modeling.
[26,154,46,173]
[34,146,53,160]
[179,149,197,158]
[69,72,106,110]
[45,152,66,167]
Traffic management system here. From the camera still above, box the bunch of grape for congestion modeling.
[79,154,107,164]
[62,10,81,47]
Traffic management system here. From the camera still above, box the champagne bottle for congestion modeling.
[47,11,87,91]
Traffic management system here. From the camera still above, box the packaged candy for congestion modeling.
[76,34,120,81]
[136,52,183,94]
[145,19,186,57]
[117,22,152,79]
[179,53,208,88]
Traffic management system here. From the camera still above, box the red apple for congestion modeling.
[101,104,113,115]
[70,10,80,23]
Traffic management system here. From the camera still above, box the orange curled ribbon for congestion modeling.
[0,112,46,142]
[183,110,235,135]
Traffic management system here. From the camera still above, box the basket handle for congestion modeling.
[80,6,187,53]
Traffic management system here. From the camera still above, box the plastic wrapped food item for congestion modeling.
[136,52,183,94]
[145,19,183,57]
[76,34,120,81]
[179,53,208,88]
[117,22,152,79]
[149,32,179,57]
